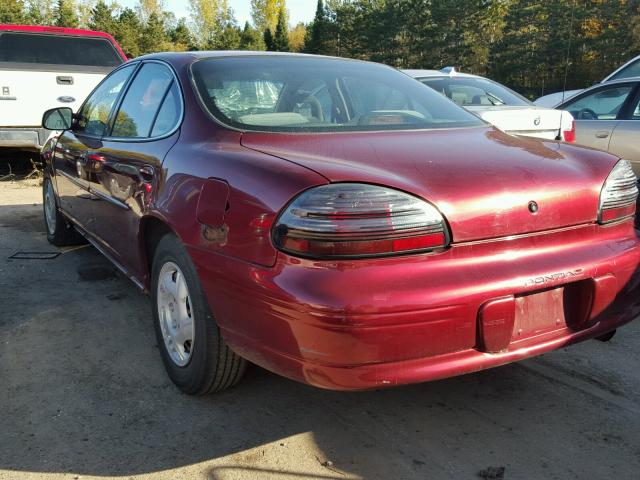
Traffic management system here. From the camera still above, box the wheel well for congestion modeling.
[141,217,175,279]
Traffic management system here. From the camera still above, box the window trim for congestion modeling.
[102,59,185,143]
[558,81,639,121]
[72,61,141,140]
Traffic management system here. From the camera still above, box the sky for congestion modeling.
[118,0,318,26]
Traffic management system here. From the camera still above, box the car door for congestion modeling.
[560,82,636,152]
[53,63,136,234]
[86,61,182,278]
[608,85,640,175]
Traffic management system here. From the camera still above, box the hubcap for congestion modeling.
[157,262,195,367]
[44,180,57,235]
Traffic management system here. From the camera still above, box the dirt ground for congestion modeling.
[1,180,640,480]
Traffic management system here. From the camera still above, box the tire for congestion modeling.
[42,176,85,246]
[151,233,247,394]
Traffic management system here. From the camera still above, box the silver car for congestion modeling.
[556,77,640,174]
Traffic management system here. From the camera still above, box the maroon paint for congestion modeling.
[45,52,640,390]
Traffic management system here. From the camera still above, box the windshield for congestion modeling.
[418,76,531,107]
[191,56,484,132]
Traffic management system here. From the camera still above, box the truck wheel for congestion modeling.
[43,176,85,246]
[151,233,247,394]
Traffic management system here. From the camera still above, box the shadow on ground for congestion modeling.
[1,198,639,480]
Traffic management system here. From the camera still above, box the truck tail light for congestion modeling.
[598,160,638,224]
[273,183,449,259]
[562,119,576,143]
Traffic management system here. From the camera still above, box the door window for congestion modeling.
[564,85,633,120]
[608,58,640,81]
[111,63,174,138]
[631,95,640,120]
[76,64,136,137]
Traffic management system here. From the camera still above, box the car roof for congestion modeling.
[403,69,480,79]
[0,24,127,60]
[603,55,640,82]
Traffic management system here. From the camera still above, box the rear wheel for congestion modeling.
[151,234,247,394]
[43,176,85,246]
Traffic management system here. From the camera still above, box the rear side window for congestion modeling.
[111,63,175,138]
[0,32,122,68]
[151,83,182,137]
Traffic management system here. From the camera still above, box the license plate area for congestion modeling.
[512,280,593,341]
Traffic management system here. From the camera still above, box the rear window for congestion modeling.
[191,56,484,133]
[418,76,531,107]
[0,32,123,68]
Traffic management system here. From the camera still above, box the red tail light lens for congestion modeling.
[562,120,576,143]
[598,160,638,224]
[273,184,449,259]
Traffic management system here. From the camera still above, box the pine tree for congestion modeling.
[170,18,193,51]
[0,0,25,23]
[263,27,274,51]
[272,7,289,52]
[240,21,265,50]
[139,11,167,54]
[89,0,116,33]
[304,0,326,54]
[54,0,79,28]
[115,7,142,58]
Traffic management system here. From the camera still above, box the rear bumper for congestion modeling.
[0,127,50,150]
[189,221,640,390]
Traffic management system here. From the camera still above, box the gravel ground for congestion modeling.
[1,180,639,480]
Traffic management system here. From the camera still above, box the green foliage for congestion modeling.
[54,0,78,28]
[272,7,290,51]
[263,26,274,50]
[240,21,266,50]
[0,0,26,23]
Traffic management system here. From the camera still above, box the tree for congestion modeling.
[138,11,167,54]
[0,0,26,23]
[263,26,274,51]
[54,0,79,28]
[240,21,265,50]
[288,22,306,52]
[271,7,290,51]
[304,0,328,54]
[250,0,285,32]
[89,0,116,33]
[170,18,193,51]
[189,0,234,50]
[25,0,55,25]
[115,7,142,58]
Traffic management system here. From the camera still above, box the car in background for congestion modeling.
[535,55,640,108]
[40,52,640,394]
[0,25,127,151]
[556,77,640,175]
[405,68,575,142]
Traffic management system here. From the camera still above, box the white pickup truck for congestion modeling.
[0,25,127,151]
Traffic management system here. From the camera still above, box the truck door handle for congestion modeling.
[56,76,74,85]
[595,131,610,139]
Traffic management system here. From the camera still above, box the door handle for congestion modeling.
[595,131,610,139]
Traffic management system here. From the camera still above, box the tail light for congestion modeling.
[598,160,638,224]
[562,119,576,143]
[273,183,449,259]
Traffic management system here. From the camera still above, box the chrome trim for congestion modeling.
[90,186,130,210]
[57,168,89,190]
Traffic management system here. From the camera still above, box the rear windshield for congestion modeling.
[0,32,123,68]
[191,56,484,132]
[418,76,531,107]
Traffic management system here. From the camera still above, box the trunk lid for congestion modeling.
[465,105,564,140]
[241,126,617,243]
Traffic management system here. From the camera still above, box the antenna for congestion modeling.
[561,1,577,104]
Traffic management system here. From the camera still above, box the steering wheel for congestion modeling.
[577,108,598,120]
[294,94,324,122]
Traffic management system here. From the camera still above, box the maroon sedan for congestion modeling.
[40,52,640,393]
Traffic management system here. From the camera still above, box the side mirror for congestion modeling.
[42,107,73,130]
